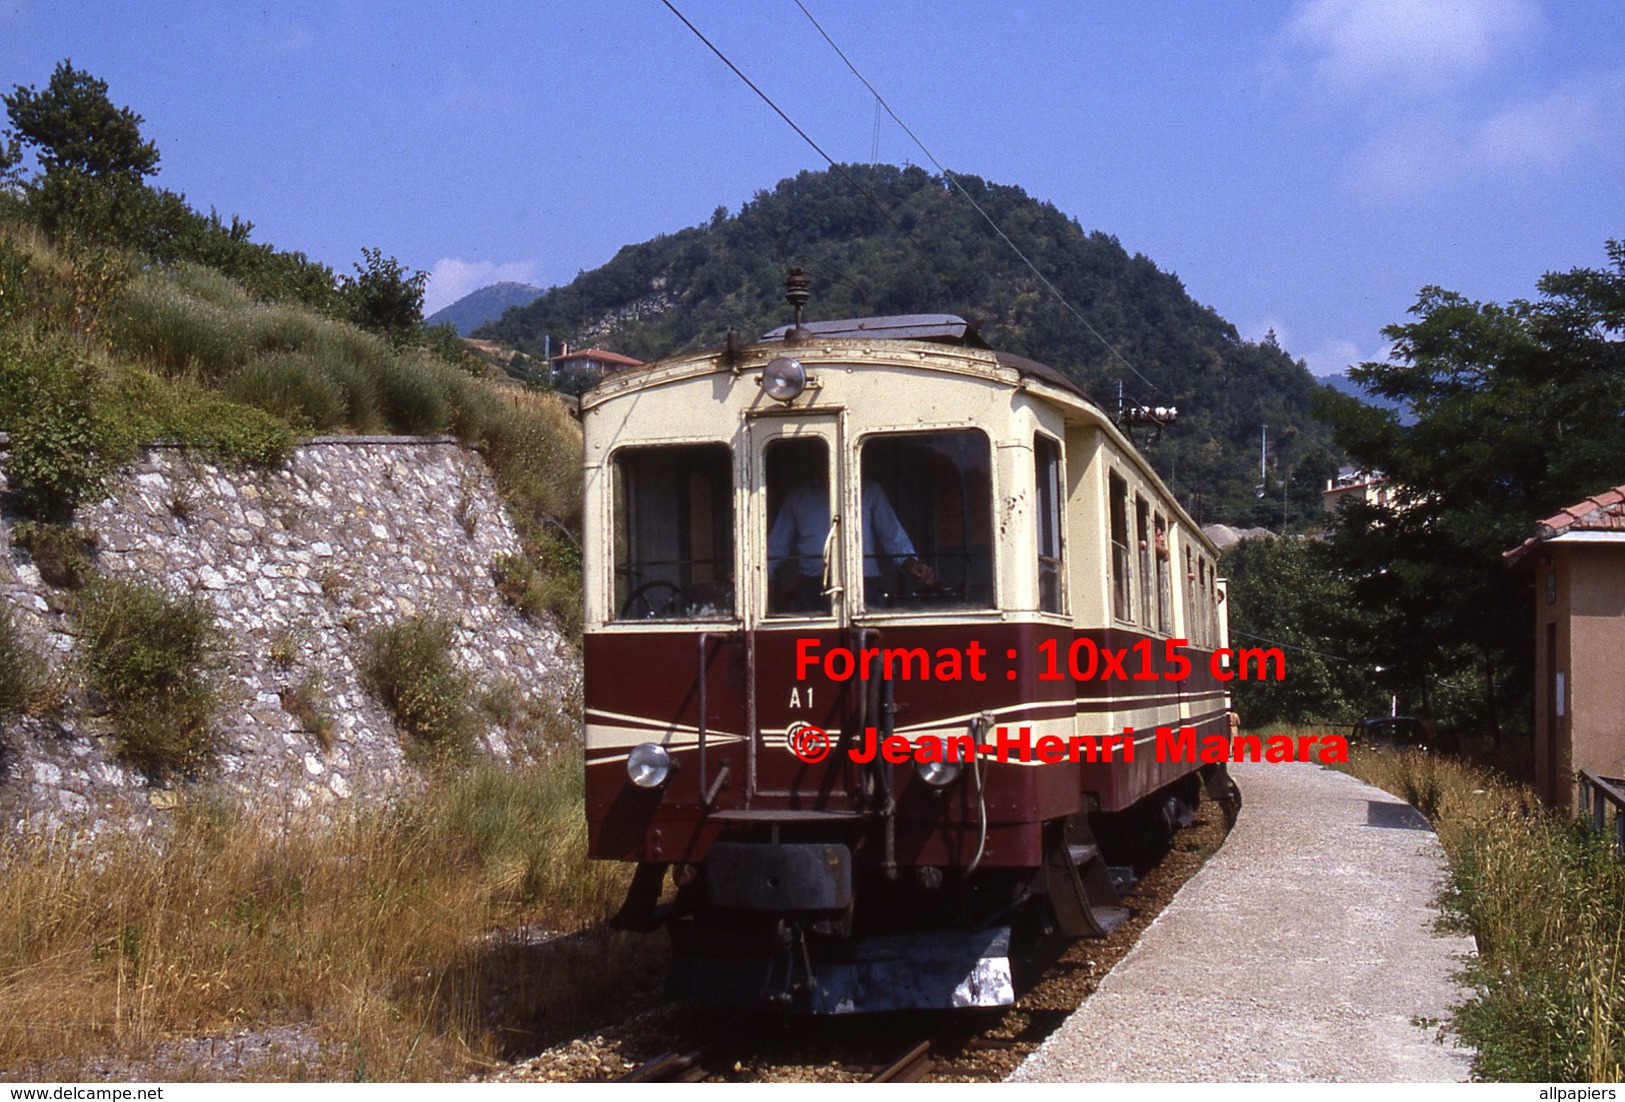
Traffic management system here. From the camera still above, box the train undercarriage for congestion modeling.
[613,764,1240,1014]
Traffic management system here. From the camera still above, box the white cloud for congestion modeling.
[1303,337,1390,379]
[1276,2,1623,198]
[1348,70,1625,196]
[1474,70,1625,170]
[1285,0,1541,101]
[1242,320,1385,378]
[423,258,538,316]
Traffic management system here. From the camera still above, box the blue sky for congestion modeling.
[3,0,1621,376]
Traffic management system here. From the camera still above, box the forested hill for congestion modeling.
[480,165,1336,527]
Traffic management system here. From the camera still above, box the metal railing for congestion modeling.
[1577,771,1625,857]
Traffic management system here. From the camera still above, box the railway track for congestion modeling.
[612,1016,755,1083]
[616,1023,947,1084]
[580,802,1232,1085]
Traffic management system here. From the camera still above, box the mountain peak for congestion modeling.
[426,282,544,336]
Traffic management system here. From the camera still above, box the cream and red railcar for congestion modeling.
[580,314,1233,1012]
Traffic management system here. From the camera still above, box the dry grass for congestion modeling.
[0,757,640,1080]
[1344,746,1625,1082]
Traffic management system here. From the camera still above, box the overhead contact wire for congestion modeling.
[658,0,935,268]
[791,0,1161,397]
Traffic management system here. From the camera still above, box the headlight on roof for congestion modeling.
[762,356,807,402]
[627,742,673,789]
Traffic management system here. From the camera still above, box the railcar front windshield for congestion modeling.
[858,430,994,611]
[765,436,834,617]
[612,443,735,621]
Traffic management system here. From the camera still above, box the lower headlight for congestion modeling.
[916,737,965,788]
[627,742,672,788]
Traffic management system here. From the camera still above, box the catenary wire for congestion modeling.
[1230,627,1356,665]
[658,0,935,269]
[790,0,1161,396]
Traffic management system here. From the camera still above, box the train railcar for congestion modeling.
[580,306,1234,1013]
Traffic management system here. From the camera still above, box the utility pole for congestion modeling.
[1256,425,1267,498]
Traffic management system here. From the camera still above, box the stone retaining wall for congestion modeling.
[0,436,573,835]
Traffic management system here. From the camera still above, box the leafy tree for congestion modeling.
[1316,240,1625,738]
[341,247,427,345]
[3,60,159,183]
[1219,535,1383,726]
[2,61,342,311]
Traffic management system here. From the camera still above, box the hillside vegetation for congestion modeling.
[0,63,617,1079]
[0,63,582,631]
[481,164,1338,527]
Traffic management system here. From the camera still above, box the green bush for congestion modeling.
[108,275,245,379]
[373,352,449,435]
[172,393,295,465]
[0,326,120,518]
[361,616,478,758]
[491,535,580,637]
[0,602,43,717]
[167,260,249,310]
[101,367,295,467]
[11,520,95,589]
[228,348,348,424]
[78,576,221,776]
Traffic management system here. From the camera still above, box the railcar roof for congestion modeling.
[760,314,989,345]
[581,316,1215,557]
[586,314,1101,411]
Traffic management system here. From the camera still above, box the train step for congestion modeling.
[1051,827,1128,938]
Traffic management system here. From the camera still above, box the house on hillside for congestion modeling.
[1322,466,1392,514]
[551,346,643,393]
[1504,484,1625,808]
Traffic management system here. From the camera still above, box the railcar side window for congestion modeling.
[859,430,994,610]
[1109,475,1131,621]
[612,443,735,620]
[1154,512,1171,634]
[1189,546,1202,643]
[1035,435,1063,614]
[765,437,833,616]
[1136,498,1152,628]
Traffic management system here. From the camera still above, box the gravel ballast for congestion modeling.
[1010,760,1476,1082]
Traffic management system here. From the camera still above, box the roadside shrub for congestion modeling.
[491,533,580,636]
[108,275,245,378]
[11,520,95,589]
[1346,747,1625,1081]
[165,260,250,309]
[155,389,296,466]
[0,327,118,518]
[78,576,221,777]
[360,616,477,757]
[0,602,43,717]
[281,669,334,751]
[222,351,346,431]
[373,352,449,434]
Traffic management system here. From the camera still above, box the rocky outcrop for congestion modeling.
[0,436,572,835]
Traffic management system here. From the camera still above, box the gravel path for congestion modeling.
[1009,761,1476,1082]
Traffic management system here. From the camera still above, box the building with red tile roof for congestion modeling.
[1505,483,1625,808]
